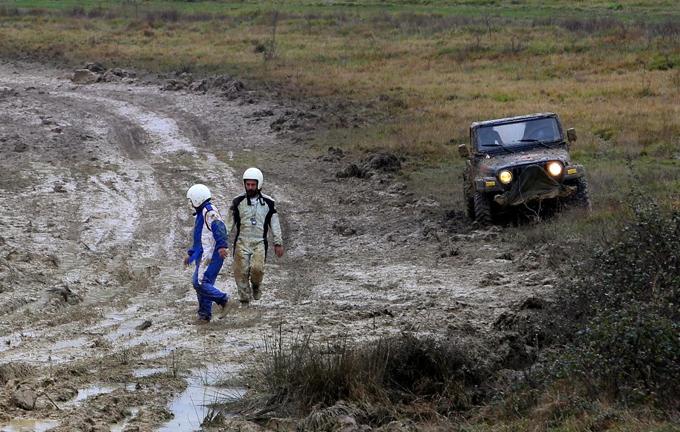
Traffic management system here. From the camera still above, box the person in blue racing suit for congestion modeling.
[184,184,231,323]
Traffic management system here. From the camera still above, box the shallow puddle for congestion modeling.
[132,367,167,378]
[122,328,182,349]
[0,419,59,432]
[51,337,88,351]
[158,371,245,432]
[72,383,136,403]
[141,347,174,360]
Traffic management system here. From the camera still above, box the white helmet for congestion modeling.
[243,167,264,190]
[186,184,211,208]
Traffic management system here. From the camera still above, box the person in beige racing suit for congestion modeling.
[227,167,284,306]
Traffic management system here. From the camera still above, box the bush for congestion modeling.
[560,306,680,405]
[553,198,680,407]
[562,200,680,322]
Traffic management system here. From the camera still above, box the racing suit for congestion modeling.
[186,201,229,320]
[227,192,283,303]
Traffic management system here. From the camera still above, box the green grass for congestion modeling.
[0,2,677,210]
[2,0,679,22]
[1,1,676,223]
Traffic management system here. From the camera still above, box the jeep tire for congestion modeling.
[473,191,493,225]
[463,175,475,219]
[570,176,591,210]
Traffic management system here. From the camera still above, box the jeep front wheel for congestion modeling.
[473,192,493,225]
[463,177,475,219]
[570,177,591,210]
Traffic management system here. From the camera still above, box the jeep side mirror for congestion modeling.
[458,144,470,158]
[567,128,577,143]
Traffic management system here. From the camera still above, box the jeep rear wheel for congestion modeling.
[473,192,493,225]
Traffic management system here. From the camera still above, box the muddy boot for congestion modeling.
[239,300,250,309]
[252,284,261,300]
[194,316,210,325]
[216,301,229,319]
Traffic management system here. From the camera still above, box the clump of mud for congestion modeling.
[0,362,34,385]
[336,151,403,179]
[71,62,137,85]
[160,72,245,100]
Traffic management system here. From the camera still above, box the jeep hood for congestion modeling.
[476,147,571,174]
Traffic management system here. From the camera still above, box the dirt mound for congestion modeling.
[336,162,372,179]
[10,385,38,410]
[72,69,99,84]
[101,68,137,82]
[0,363,34,385]
[364,152,402,172]
[336,151,403,179]
[160,72,245,99]
[269,109,319,132]
[84,62,106,73]
[71,62,136,84]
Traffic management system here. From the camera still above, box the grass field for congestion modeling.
[2,0,677,214]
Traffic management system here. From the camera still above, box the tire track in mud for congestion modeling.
[0,69,261,429]
[0,63,551,430]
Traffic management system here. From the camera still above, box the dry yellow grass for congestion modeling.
[0,4,678,209]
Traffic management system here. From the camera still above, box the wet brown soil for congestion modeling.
[0,61,552,431]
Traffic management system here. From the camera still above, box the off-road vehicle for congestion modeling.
[459,113,590,224]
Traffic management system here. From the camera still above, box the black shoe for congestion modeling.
[239,300,250,308]
[252,284,261,300]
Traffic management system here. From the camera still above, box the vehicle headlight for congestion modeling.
[498,170,513,184]
[546,161,563,177]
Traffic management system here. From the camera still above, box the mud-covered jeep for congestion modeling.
[459,113,590,224]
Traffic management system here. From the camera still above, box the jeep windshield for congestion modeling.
[475,117,563,151]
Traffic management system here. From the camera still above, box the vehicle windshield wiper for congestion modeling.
[481,142,515,154]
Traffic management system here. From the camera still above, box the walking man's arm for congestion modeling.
[271,212,284,258]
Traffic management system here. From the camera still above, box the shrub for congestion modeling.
[553,197,680,407]
[559,305,680,405]
[561,200,680,322]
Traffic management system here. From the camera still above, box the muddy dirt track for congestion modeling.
[0,62,552,431]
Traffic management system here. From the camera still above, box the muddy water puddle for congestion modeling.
[159,365,245,432]
[51,336,88,351]
[159,380,245,432]
[71,383,136,404]
[0,419,59,432]
[123,329,182,349]
[141,347,174,360]
[1,335,91,365]
[132,367,167,378]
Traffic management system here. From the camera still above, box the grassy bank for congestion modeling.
[1,1,678,213]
